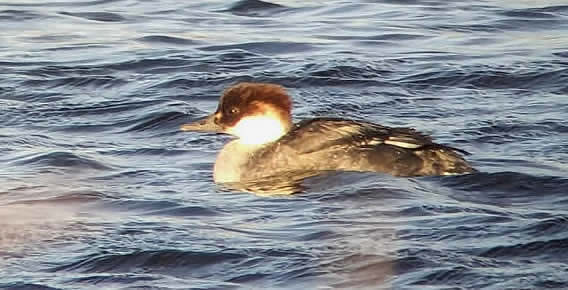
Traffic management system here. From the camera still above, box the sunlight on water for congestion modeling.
[0,204,75,252]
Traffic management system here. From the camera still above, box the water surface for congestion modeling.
[1,0,568,289]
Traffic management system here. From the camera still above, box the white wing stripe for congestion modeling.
[384,140,421,149]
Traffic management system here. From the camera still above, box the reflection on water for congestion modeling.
[0,204,75,252]
[221,170,325,195]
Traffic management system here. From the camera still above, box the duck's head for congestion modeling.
[180,82,293,145]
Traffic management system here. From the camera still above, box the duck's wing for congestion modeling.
[279,118,469,155]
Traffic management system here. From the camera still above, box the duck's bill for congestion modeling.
[180,114,223,133]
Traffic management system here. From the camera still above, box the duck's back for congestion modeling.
[244,118,475,180]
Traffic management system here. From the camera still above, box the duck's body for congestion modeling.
[181,83,475,183]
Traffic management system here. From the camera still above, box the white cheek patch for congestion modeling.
[227,115,287,145]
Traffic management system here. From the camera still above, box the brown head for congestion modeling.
[181,82,294,145]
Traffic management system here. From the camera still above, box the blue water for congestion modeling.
[1,0,568,289]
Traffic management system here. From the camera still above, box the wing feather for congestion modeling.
[278,118,445,154]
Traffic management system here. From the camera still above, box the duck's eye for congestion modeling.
[229,107,239,114]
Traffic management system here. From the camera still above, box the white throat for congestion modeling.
[226,115,288,145]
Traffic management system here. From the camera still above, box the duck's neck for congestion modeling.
[213,139,267,183]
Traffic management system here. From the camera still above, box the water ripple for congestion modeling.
[225,0,287,17]
[11,151,112,170]
[58,11,126,22]
[52,249,248,273]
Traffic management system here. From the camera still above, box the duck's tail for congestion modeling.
[413,144,476,176]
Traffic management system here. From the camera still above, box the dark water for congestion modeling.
[1,0,568,289]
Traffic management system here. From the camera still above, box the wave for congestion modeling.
[7,190,111,206]
[137,35,200,46]
[22,75,128,89]
[478,237,568,261]
[10,151,112,170]
[396,66,568,92]
[58,11,126,22]
[441,171,568,196]
[101,198,221,217]
[0,282,59,290]
[463,119,568,145]
[224,0,288,17]
[199,41,315,55]
[0,9,48,21]
[125,111,187,132]
[51,249,247,273]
